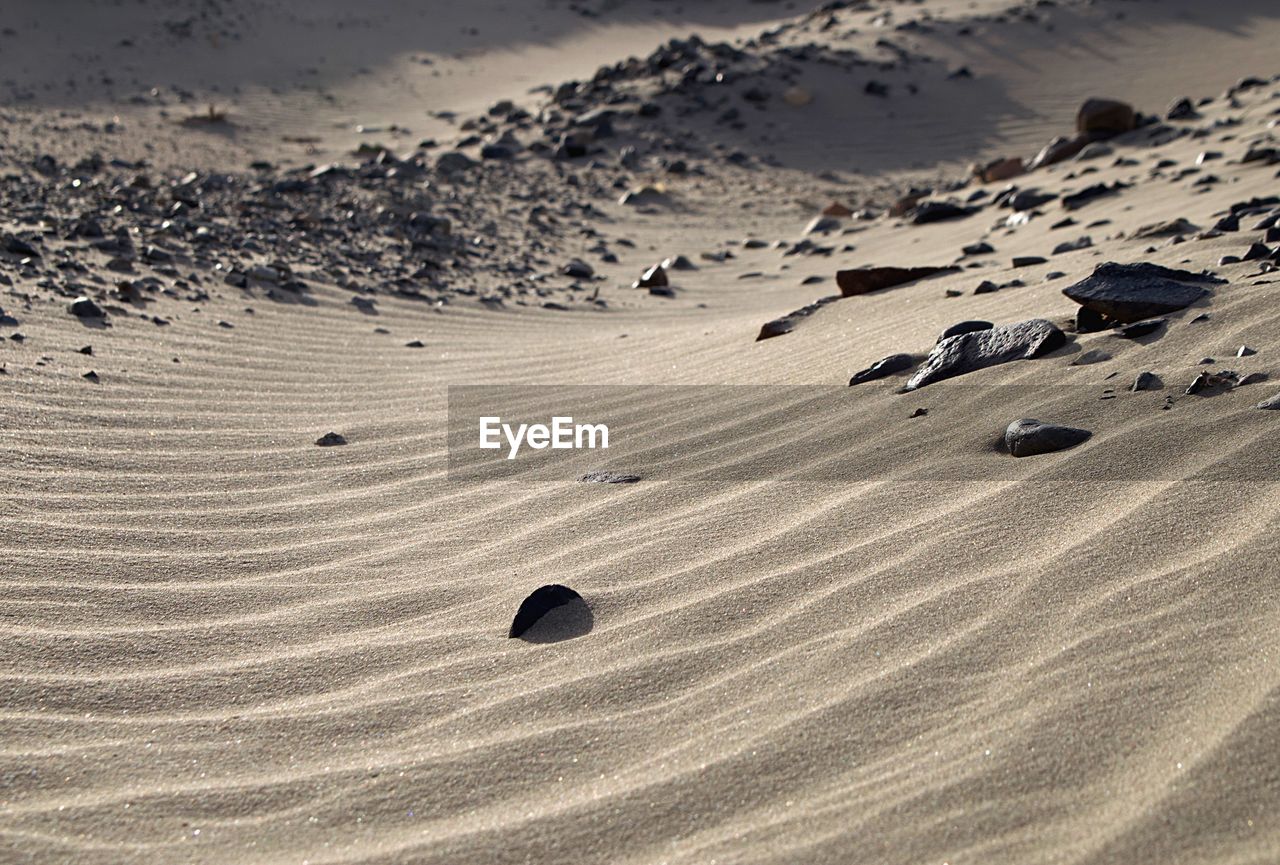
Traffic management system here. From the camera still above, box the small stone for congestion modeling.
[1052,236,1093,255]
[1077,98,1136,137]
[509,584,585,638]
[1012,256,1047,268]
[1005,418,1091,457]
[1255,393,1280,410]
[1072,349,1111,366]
[849,353,916,385]
[316,432,347,446]
[909,407,928,418]
[805,216,841,235]
[563,259,594,279]
[405,340,425,348]
[578,471,640,484]
[635,263,669,289]
[962,241,995,256]
[82,370,100,383]
[1238,345,1257,357]
[1132,371,1160,391]
[1114,318,1166,339]
[835,266,958,297]
[69,296,106,318]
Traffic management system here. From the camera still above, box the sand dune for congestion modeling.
[4,0,1280,863]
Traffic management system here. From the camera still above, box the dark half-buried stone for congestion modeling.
[939,320,993,341]
[849,353,917,385]
[756,295,842,341]
[509,584,586,639]
[579,471,641,484]
[1005,418,1092,457]
[905,319,1066,391]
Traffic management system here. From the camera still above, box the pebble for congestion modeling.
[315,432,347,447]
[849,353,917,386]
[509,584,585,639]
[1005,418,1091,457]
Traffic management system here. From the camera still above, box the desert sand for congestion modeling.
[3,0,1280,863]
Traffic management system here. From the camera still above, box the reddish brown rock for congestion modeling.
[835,265,959,297]
[1076,98,1137,137]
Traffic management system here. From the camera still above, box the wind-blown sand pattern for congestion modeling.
[4,1,1280,863]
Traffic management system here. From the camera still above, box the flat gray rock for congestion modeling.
[1005,418,1092,457]
[1256,393,1280,410]
[578,471,641,484]
[905,319,1066,391]
[1062,262,1221,323]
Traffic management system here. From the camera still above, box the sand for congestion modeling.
[3,0,1280,863]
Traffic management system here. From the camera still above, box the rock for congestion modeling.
[805,216,841,235]
[509,584,584,638]
[1187,371,1239,395]
[316,432,347,447]
[1166,97,1197,121]
[662,255,696,271]
[756,295,841,340]
[835,265,958,297]
[1005,418,1091,457]
[1052,236,1093,255]
[1061,262,1221,323]
[849,353,916,385]
[1114,318,1166,339]
[1010,190,1057,211]
[1242,242,1273,262]
[68,296,105,318]
[82,370,99,383]
[619,186,669,208]
[974,280,999,295]
[579,471,640,484]
[1238,345,1257,357]
[1076,98,1136,137]
[405,340,426,348]
[1061,182,1124,211]
[1072,349,1111,366]
[435,151,475,173]
[1132,218,1197,238]
[905,319,1066,391]
[1012,256,1047,268]
[912,201,976,224]
[1029,135,1090,170]
[962,241,995,256]
[939,320,993,341]
[978,157,1024,183]
[1132,371,1160,392]
[563,259,595,279]
[634,263,669,289]
[822,202,854,218]
[1256,393,1280,410]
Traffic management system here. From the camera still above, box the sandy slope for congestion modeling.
[4,1,1280,863]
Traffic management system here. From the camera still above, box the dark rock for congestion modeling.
[962,241,994,256]
[1062,182,1124,211]
[316,432,347,446]
[405,340,426,348]
[1256,393,1280,410]
[1029,135,1089,170]
[1166,97,1197,120]
[756,295,841,341]
[634,263,669,289]
[939,320,993,341]
[1005,418,1091,457]
[1052,236,1093,255]
[835,265,958,297]
[1012,256,1047,268]
[82,370,99,383]
[579,471,640,484]
[1238,345,1257,357]
[1077,98,1136,137]
[69,297,105,318]
[563,259,595,279]
[912,201,976,224]
[1132,371,1161,392]
[1010,190,1057,211]
[1242,242,1273,262]
[1114,318,1166,339]
[974,280,999,295]
[1062,262,1221,323]
[849,353,917,385]
[509,584,585,638]
[905,319,1066,391]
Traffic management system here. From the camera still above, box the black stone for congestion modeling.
[509,584,585,638]
[579,471,641,484]
[1114,318,1166,339]
[849,353,916,385]
[1062,262,1221,323]
[1004,419,1091,457]
[315,432,347,446]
